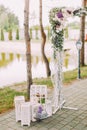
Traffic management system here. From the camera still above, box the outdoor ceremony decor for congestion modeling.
[30,85,52,121]
[14,96,25,122]
[49,7,87,113]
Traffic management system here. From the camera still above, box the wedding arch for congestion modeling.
[49,7,87,113]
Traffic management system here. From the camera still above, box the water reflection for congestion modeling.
[0,52,76,87]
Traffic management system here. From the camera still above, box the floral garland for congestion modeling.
[49,7,87,53]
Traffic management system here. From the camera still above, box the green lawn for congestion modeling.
[33,65,87,86]
[63,65,87,84]
[0,87,27,114]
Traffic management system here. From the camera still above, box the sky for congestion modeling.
[0,0,82,28]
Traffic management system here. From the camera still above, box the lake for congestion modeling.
[0,51,76,88]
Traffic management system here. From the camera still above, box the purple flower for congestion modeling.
[38,106,43,113]
[57,11,63,18]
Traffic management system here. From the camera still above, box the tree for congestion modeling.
[24,0,32,99]
[0,5,19,31]
[39,0,51,77]
[8,29,12,40]
[1,29,4,41]
[0,5,8,29]
[80,0,87,66]
[0,5,7,15]
[16,28,19,40]
[7,12,19,29]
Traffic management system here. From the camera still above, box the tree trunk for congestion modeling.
[39,0,51,77]
[80,0,86,66]
[24,0,32,99]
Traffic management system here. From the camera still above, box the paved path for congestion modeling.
[0,78,87,130]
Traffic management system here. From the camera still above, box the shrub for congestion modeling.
[16,28,19,40]
[8,29,12,40]
[1,29,4,41]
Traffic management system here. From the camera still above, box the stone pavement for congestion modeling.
[0,79,87,130]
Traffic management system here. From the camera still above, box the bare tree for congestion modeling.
[24,0,32,99]
[39,0,51,77]
[80,0,87,66]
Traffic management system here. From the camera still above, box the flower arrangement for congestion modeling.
[35,105,48,121]
[49,7,87,53]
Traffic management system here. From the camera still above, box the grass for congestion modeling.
[0,65,87,114]
[33,65,87,86]
[63,65,87,85]
[33,77,53,88]
[0,87,27,114]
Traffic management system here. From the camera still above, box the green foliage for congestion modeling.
[0,29,4,41]
[49,8,64,53]
[0,5,19,31]
[51,29,64,58]
[73,7,87,17]
[7,12,19,29]
[49,6,87,52]
[8,29,12,40]
[16,28,19,40]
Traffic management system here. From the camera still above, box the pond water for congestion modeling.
[0,52,76,87]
